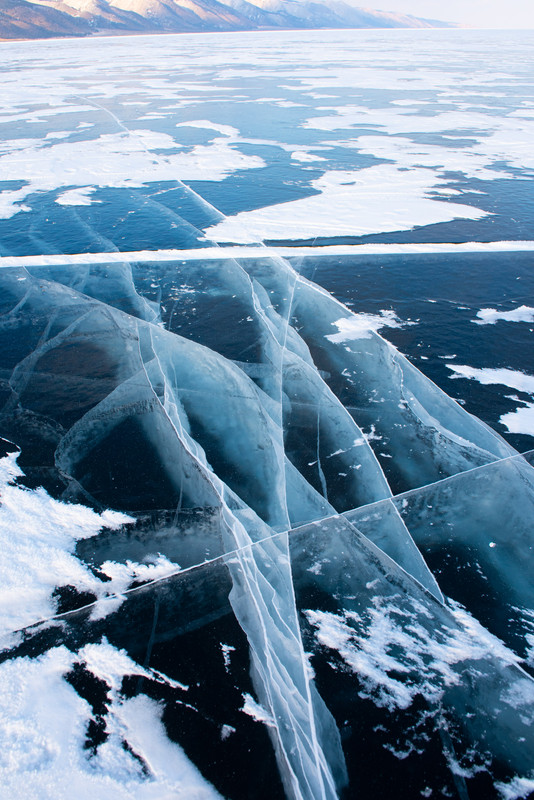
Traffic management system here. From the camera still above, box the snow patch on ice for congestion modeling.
[56,186,100,206]
[304,596,520,712]
[473,306,534,325]
[0,450,180,648]
[304,102,534,176]
[446,365,534,395]
[290,150,326,162]
[175,119,240,138]
[326,310,413,342]
[500,403,534,437]
[495,775,534,800]
[80,638,188,692]
[98,555,183,596]
[446,365,534,434]
[241,693,276,727]
[0,130,264,217]
[221,724,236,740]
[221,643,235,670]
[0,642,220,799]
[204,164,486,243]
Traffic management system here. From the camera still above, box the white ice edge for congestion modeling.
[1,240,534,269]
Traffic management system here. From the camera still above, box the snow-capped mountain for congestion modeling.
[0,0,455,39]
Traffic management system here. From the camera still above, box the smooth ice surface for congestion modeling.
[394,455,534,660]
[343,499,443,601]
[1,244,530,798]
[0,250,527,798]
[289,513,534,794]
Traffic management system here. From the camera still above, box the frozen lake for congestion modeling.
[0,28,533,800]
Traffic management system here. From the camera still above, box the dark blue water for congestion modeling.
[294,251,534,451]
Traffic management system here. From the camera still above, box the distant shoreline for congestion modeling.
[3,22,534,44]
[6,24,502,45]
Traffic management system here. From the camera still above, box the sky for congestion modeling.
[351,0,534,28]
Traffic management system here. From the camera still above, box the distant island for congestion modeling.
[0,0,456,41]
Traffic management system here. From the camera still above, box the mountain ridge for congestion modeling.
[0,0,457,40]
